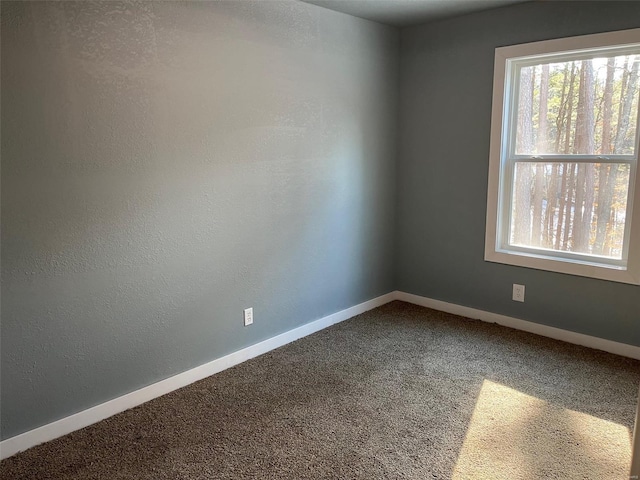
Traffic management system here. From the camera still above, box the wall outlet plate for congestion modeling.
[244,307,253,326]
[512,284,525,302]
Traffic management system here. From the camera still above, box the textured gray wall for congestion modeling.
[1,1,398,439]
[397,1,640,347]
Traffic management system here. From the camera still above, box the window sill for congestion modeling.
[485,248,640,285]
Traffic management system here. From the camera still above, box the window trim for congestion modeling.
[485,28,640,285]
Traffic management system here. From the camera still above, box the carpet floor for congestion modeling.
[1,301,639,479]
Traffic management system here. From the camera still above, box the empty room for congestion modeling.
[2,0,640,478]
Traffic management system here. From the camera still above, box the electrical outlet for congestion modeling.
[512,284,525,302]
[243,307,253,326]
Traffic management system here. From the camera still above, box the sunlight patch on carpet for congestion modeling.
[452,379,631,480]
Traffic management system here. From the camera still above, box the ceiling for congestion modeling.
[300,0,529,27]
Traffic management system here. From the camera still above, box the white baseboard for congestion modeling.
[3,290,638,460]
[0,292,395,460]
[394,291,640,360]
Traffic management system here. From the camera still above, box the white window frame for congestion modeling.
[485,29,640,285]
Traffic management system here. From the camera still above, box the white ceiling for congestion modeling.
[301,0,529,27]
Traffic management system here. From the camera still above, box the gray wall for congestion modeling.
[1,1,398,439]
[397,1,640,347]
[4,0,640,444]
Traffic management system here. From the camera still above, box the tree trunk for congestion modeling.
[594,58,616,254]
[601,57,615,155]
[545,164,559,247]
[532,65,549,246]
[555,163,568,250]
[564,62,577,154]
[555,65,577,249]
[560,65,578,251]
[562,164,577,250]
[614,56,639,154]
[555,64,570,153]
[574,60,595,252]
[514,66,534,245]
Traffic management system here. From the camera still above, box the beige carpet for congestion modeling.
[1,301,639,479]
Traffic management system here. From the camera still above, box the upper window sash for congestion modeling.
[502,47,640,159]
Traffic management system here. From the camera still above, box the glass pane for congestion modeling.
[514,54,640,156]
[510,162,630,259]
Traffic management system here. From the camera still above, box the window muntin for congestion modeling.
[485,29,640,285]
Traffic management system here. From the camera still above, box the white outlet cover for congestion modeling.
[512,284,525,302]
[244,307,253,326]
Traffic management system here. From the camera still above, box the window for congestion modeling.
[485,29,640,285]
